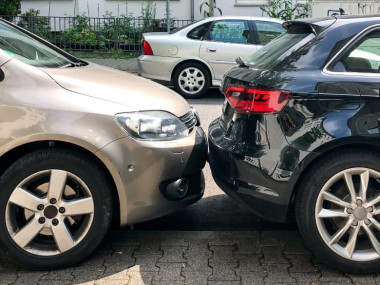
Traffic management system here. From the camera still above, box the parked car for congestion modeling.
[0,19,207,269]
[208,15,380,273]
[138,16,284,98]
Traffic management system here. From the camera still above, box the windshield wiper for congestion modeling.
[60,61,86,68]
[235,57,249,68]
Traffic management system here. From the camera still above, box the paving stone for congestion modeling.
[183,240,211,272]
[161,237,189,247]
[154,262,186,281]
[260,246,289,264]
[208,263,240,281]
[14,271,48,284]
[346,274,376,285]
[132,254,161,272]
[234,233,260,255]
[106,232,140,246]
[102,265,132,280]
[104,245,137,264]
[209,232,237,246]
[158,246,187,263]
[290,272,320,284]
[94,278,129,285]
[286,254,318,273]
[208,281,241,285]
[235,253,263,272]
[182,270,210,284]
[127,272,156,285]
[239,270,267,285]
[154,281,185,285]
[41,268,74,281]
[280,232,310,255]
[74,254,108,272]
[259,232,284,247]
[136,239,162,254]
[316,264,352,284]
[209,246,238,264]
[262,264,296,283]
[0,266,18,285]
[38,280,72,285]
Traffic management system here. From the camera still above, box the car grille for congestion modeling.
[180,109,198,130]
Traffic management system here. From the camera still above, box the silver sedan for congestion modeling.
[138,16,284,98]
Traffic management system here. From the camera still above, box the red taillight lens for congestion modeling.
[142,40,154,55]
[224,85,291,114]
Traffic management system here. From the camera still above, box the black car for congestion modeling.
[209,15,380,273]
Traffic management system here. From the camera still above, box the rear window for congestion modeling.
[246,25,313,70]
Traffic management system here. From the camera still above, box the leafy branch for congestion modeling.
[200,0,222,18]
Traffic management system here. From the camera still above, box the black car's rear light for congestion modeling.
[142,40,154,55]
[224,84,292,114]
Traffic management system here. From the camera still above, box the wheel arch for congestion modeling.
[0,139,121,227]
[289,138,380,216]
[171,58,214,82]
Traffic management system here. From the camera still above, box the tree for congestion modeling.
[0,0,21,17]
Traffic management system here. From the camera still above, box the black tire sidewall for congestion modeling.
[173,62,211,99]
[0,149,112,270]
[297,151,380,273]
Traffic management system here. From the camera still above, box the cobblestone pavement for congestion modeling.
[0,230,378,285]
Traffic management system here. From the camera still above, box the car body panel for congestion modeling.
[208,15,380,222]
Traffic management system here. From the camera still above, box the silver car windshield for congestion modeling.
[0,21,73,68]
[246,32,311,69]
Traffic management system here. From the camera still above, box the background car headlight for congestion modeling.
[116,111,189,140]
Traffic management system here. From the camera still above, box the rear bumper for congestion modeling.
[137,55,180,82]
[208,118,297,223]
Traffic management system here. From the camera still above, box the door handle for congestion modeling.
[206,47,217,52]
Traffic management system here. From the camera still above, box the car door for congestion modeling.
[252,20,285,50]
[199,19,257,82]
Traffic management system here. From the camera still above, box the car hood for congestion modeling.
[41,62,189,117]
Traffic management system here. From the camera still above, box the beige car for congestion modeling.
[0,19,207,269]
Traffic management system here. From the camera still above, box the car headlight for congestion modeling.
[115,111,189,141]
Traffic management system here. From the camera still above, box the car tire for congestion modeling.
[173,62,211,99]
[0,148,113,270]
[296,149,380,273]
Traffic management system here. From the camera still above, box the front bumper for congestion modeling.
[137,55,181,82]
[98,126,207,226]
[208,118,298,223]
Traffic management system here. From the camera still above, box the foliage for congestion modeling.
[260,0,310,21]
[140,0,156,32]
[18,9,51,40]
[0,0,20,18]
[200,0,222,18]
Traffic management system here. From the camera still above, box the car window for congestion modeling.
[0,21,74,68]
[331,29,380,73]
[187,22,212,40]
[255,21,285,45]
[209,20,250,44]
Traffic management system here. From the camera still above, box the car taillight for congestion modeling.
[224,85,291,114]
[142,40,154,55]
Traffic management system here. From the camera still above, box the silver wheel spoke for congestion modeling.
[12,218,44,248]
[344,172,357,203]
[345,223,361,258]
[359,170,370,202]
[61,197,94,216]
[329,218,353,245]
[367,195,380,208]
[363,223,380,256]
[48,170,67,201]
[371,208,380,216]
[51,221,75,252]
[9,187,43,212]
[323,192,352,208]
[318,208,350,218]
[369,217,380,231]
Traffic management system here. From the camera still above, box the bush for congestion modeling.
[18,9,51,40]
[0,0,20,19]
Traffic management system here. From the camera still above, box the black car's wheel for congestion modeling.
[296,149,380,273]
[173,62,210,99]
[0,148,113,270]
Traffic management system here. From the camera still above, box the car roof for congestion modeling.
[205,16,283,23]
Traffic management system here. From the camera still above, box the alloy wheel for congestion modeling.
[5,169,94,256]
[315,167,380,261]
[178,67,205,95]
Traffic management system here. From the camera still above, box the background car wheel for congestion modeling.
[0,148,113,270]
[296,149,380,273]
[173,62,210,99]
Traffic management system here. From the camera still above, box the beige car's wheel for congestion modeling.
[0,148,112,270]
[173,62,210,99]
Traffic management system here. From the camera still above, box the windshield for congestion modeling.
[246,31,312,70]
[0,21,75,68]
